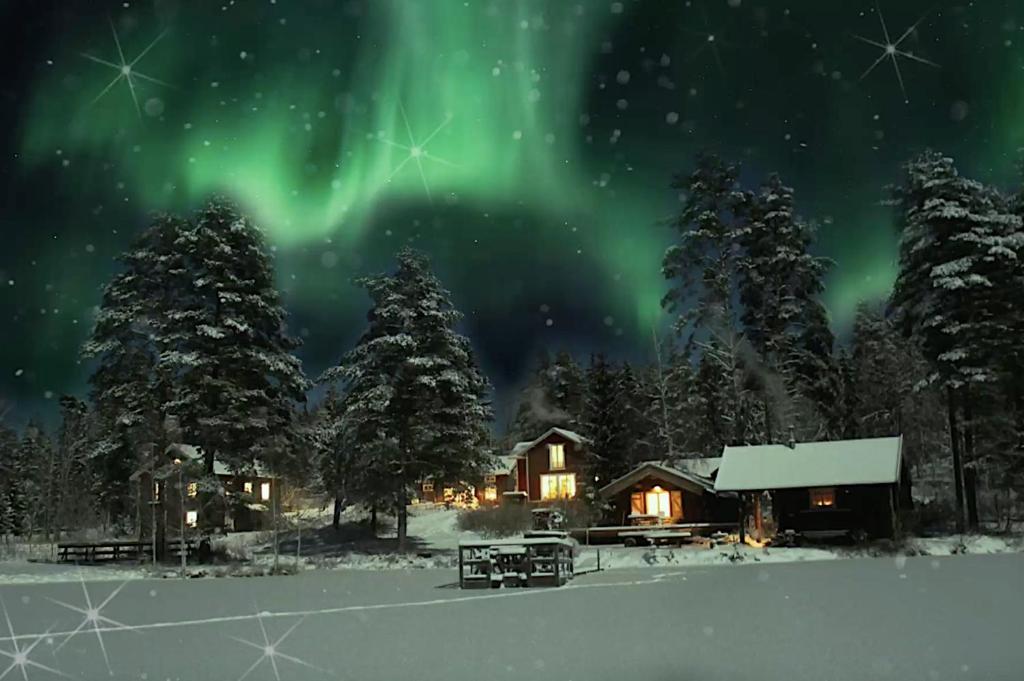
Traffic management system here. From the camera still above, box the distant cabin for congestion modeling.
[507,427,588,503]
[597,458,739,526]
[714,436,908,541]
[131,443,282,541]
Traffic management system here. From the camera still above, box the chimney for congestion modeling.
[787,425,796,450]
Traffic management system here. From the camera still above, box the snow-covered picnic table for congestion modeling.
[458,537,575,588]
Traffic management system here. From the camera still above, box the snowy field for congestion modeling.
[0,553,1021,680]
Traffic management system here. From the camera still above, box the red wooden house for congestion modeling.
[507,427,589,503]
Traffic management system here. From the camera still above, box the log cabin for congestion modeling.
[714,436,907,541]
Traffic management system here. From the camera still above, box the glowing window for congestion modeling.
[153,482,161,502]
[243,482,253,494]
[484,486,498,501]
[260,482,271,501]
[810,488,836,508]
[548,443,565,470]
[484,474,496,484]
[185,511,198,528]
[442,487,456,500]
[422,481,434,493]
[540,473,576,500]
[187,482,198,498]
[645,486,671,517]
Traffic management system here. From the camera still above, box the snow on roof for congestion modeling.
[598,461,717,498]
[509,427,587,457]
[166,443,273,478]
[486,455,519,475]
[714,436,903,492]
[672,457,721,479]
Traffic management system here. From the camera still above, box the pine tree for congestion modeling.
[738,173,837,441]
[890,150,1023,531]
[662,152,746,346]
[84,213,186,522]
[320,248,492,549]
[163,199,309,476]
[0,426,20,540]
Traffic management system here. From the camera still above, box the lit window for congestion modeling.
[484,486,498,501]
[187,482,198,498]
[243,482,253,494]
[645,486,671,518]
[260,482,271,501]
[185,511,198,528]
[483,474,496,484]
[540,473,576,500]
[548,443,565,470]
[422,481,434,493]
[810,488,836,508]
[442,487,455,501]
[153,482,161,502]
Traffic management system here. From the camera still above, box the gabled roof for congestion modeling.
[714,436,903,492]
[485,455,519,476]
[598,461,717,498]
[510,427,588,457]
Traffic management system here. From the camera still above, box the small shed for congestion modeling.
[714,436,906,540]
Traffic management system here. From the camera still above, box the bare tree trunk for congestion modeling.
[946,386,966,534]
[332,494,342,530]
[396,493,408,552]
[370,505,377,536]
[962,387,980,530]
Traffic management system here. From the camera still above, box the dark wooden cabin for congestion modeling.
[714,436,907,541]
[598,460,739,526]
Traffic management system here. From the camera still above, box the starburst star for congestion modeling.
[853,3,939,103]
[47,578,136,676]
[0,598,67,681]
[80,18,172,118]
[377,102,457,203]
[228,612,324,681]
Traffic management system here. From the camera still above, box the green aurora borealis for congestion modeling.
[2,0,1024,422]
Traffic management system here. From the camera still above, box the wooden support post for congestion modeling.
[738,494,747,545]
[458,546,464,588]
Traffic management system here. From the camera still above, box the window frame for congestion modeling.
[548,443,566,470]
[260,482,272,501]
[185,510,198,528]
[243,481,253,494]
[809,487,836,509]
[422,481,434,493]
[539,472,576,500]
[187,482,198,498]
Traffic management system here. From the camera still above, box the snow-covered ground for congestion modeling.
[0,553,1021,680]
[2,506,1022,583]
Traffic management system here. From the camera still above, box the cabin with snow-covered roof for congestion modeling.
[597,459,738,527]
[715,436,908,541]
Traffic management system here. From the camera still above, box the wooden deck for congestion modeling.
[457,537,574,589]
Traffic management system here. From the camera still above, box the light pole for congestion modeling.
[174,458,186,578]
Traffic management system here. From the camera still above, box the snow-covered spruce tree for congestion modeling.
[546,351,587,429]
[51,396,95,537]
[616,362,652,466]
[163,199,309,479]
[889,150,1023,531]
[737,173,839,441]
[83,213,187,523]
[505,350,585,445]
[9,422,52,538]
[662,152,746,347]
[662,153,768,449]
[320,248,492,550]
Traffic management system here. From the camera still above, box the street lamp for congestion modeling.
[173,458,186,578]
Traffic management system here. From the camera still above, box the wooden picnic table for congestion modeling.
[458,537,575,589]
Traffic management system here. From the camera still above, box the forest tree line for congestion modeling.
[1,148,1022,545]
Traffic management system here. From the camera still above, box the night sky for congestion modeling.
[1,0,1022,426]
